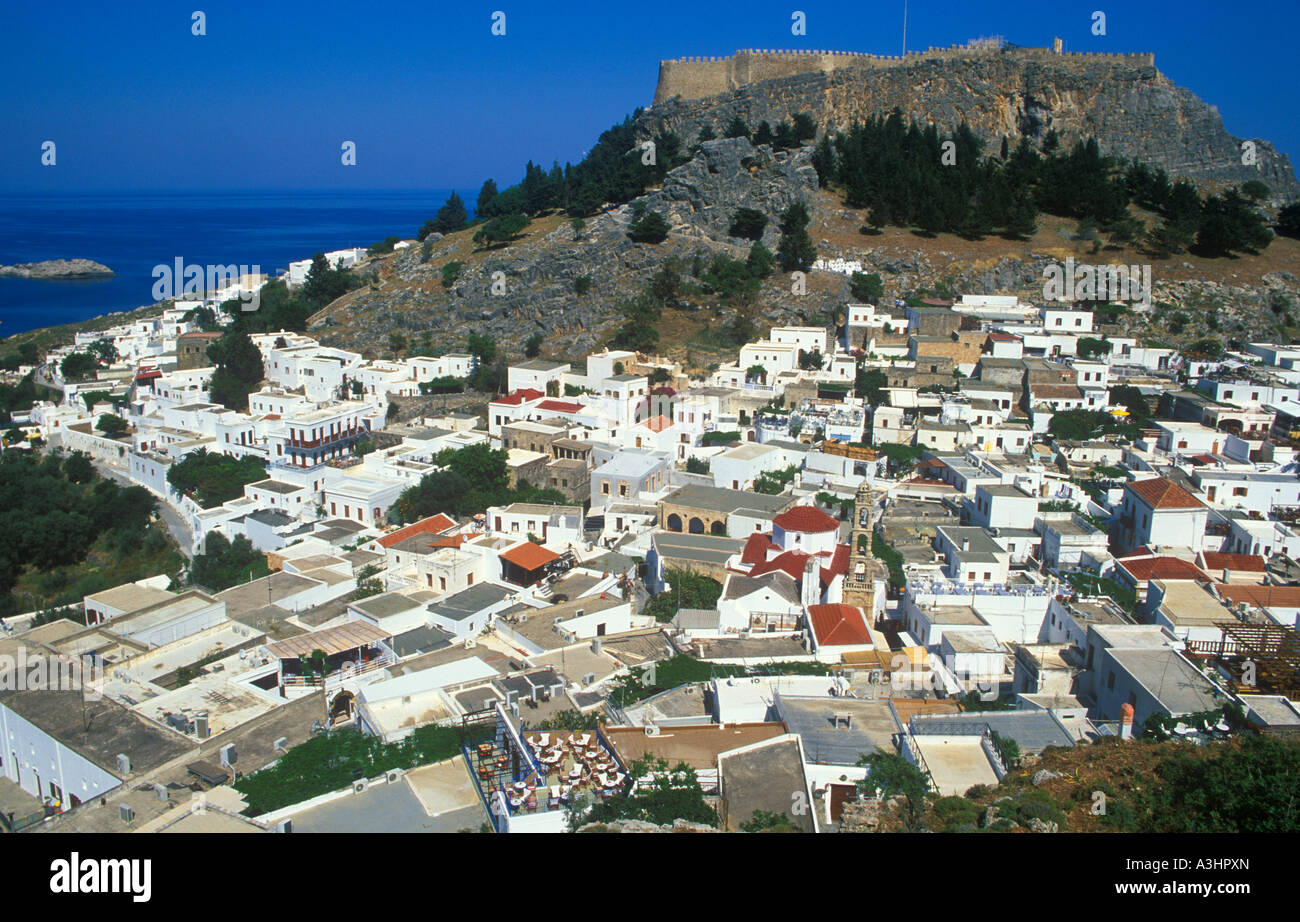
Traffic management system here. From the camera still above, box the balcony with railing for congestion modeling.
[284,423,367,454]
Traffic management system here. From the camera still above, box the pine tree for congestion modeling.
[476,179,499,218]
[430,190,468,235]
[776,202,816,271]
[724,115,749,139]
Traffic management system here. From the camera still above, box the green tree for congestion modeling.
[88,339,119,364]
[728,207,768,241]
[641,569,722,622]
[206,330,264,411]
[301,253,356,309]
[62,451,96,484]
[59,352,98,381]
[855,366,887,404]
[724,116,750,140]
[776,202,816,271]
[472,213,530,247]
[849,271,884,304]
[476,179,499,218]
[466,333,497,365]
[746,241,774,278]
[167,449,269,508]
[422,190,469,238]
[1276,202,1300,239]
[1240,180,1270,202]
[524,333,544,358]
[609,292,661,352]
[627,211,670,244]
[95,414,128,435]
[190,532,267,591]
[856,751,930,831]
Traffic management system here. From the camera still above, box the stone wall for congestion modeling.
[654,44,1156,104]
[645,45,1297,201]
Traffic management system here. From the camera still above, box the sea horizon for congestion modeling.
[0,188,458,337]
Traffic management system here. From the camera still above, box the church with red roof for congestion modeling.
[731,502,851,607]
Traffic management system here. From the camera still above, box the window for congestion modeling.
[1233,487,1248,497]
[601,481,610,495]
[1107,671,1115,691]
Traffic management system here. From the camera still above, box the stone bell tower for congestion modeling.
[842,482,885,619]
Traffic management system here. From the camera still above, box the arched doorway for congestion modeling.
[710,520,726,535]
[688,517,705,534]
[666,513,683,532]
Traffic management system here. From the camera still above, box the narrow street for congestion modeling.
[92,460,195,559]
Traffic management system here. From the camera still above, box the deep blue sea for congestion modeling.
[0,190,454,337]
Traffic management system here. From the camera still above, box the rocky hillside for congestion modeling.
[309,51,1300,365]
[314,133,1300,366]
[643,48,1299,202]
[310,138,820,359]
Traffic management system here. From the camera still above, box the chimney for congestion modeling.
[961,539,970,552]
[1223,568,1231,584]
[1119,702,1134,740]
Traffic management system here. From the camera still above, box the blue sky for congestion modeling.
[2,0,1296,192]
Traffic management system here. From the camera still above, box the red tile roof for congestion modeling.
[500,541,560,571]
[431,532,481,549]
[807,604,871,647]
[821,544,851,584]
[750,550,815,582]
[773,505,840,534]
[1126,477,1205,510]
[1198,553,1267,573]
[741,532,779,565]
[1214,585,1300,607]
[1117,555,1208,583]
[377,513,457,548]
[535,398,584,414]
[493,388,544,406]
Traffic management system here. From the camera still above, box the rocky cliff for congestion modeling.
[643,46,1299,202]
